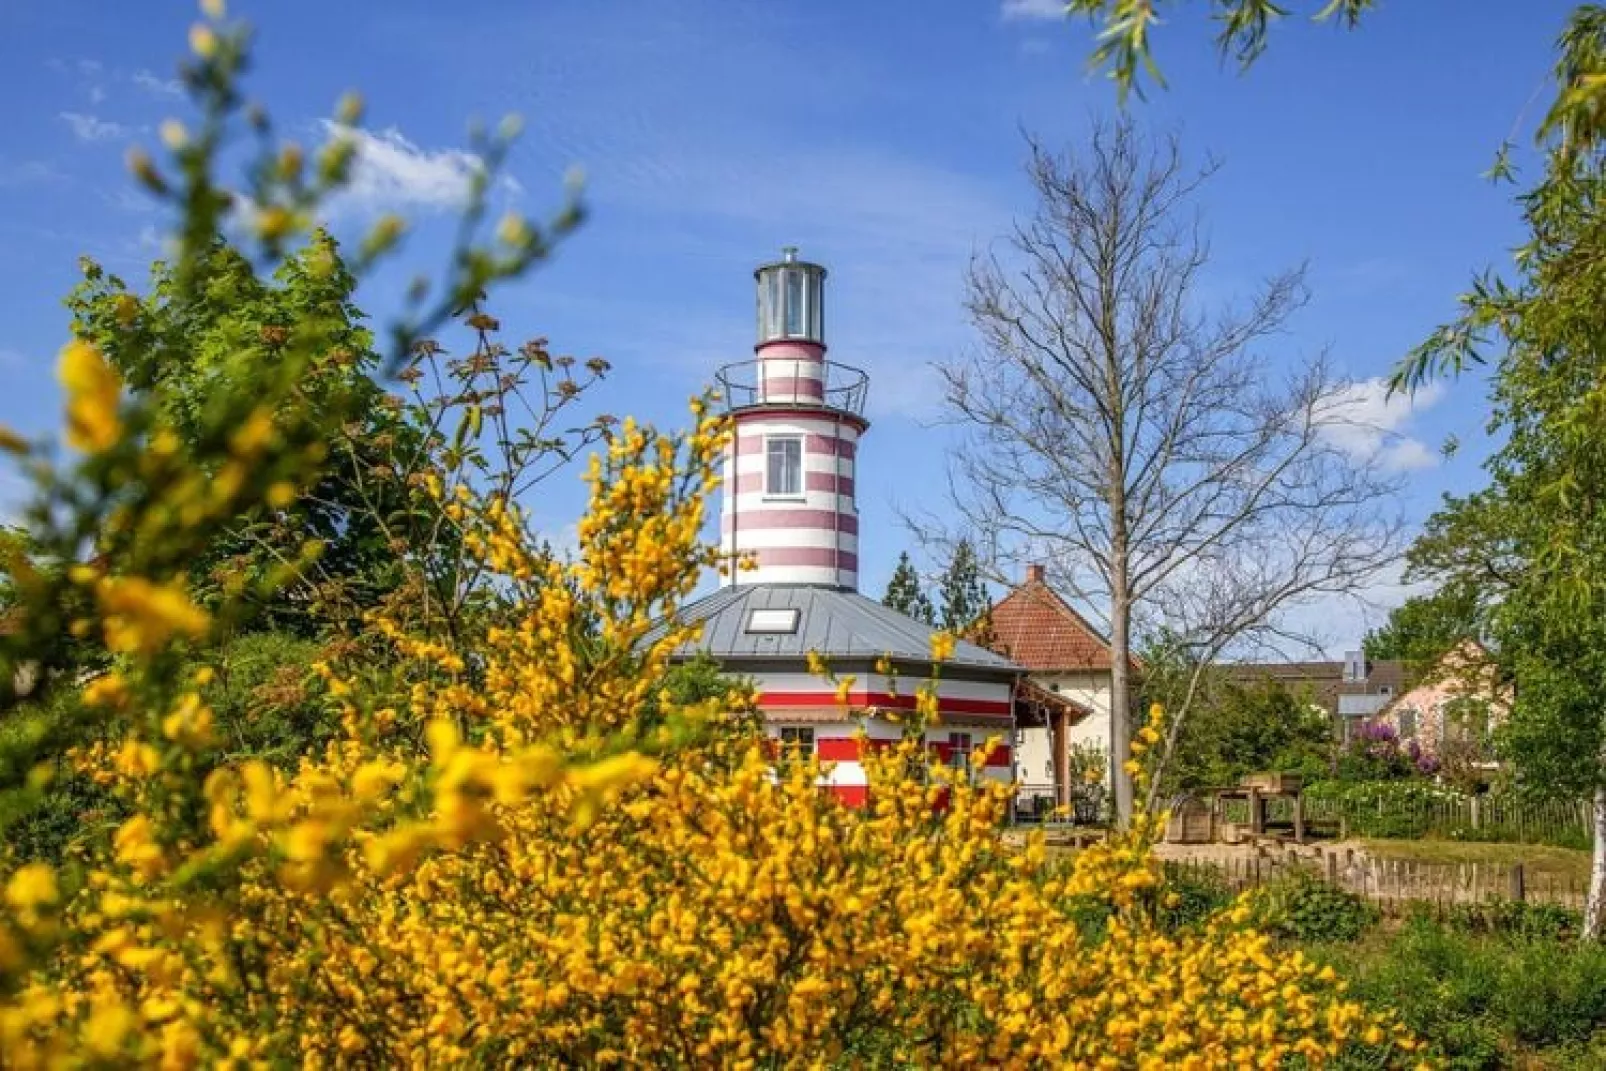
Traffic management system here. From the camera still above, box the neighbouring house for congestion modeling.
[983,565,1117,809]
[1370,640,1509,764]
[656,249,1025,805]
[1225,650,1407,744]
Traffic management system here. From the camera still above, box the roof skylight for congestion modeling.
[745,608,801,635]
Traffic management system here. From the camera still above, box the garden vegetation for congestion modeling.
[0,5,1427,1067]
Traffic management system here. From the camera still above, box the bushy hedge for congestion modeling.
[1247,867,1380,944]
[1305,780,1590,849]
[1318,919,1606,1070]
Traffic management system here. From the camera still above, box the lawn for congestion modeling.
[1357,838,1594,881]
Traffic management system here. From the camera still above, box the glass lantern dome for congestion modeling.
[755,247,826,346]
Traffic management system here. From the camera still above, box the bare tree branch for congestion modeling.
[909,120,1407,824]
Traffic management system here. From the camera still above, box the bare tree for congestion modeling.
[928,121,1405,824]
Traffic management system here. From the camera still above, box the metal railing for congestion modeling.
[713,357,869,417]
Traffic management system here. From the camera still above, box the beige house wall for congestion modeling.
[1015,670,1114,797]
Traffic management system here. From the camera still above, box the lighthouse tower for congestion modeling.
[658,249,1036,807]
[717,247,866,590]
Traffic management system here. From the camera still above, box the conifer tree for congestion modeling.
[882,551,935,624]
[939,539,990,633]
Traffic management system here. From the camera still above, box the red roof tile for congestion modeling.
[984,578,1114,672]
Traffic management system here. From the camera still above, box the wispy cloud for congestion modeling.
[1271,558,1432,658]
[132,69,183,99]
[594,146,1007,419]
[0,161,60,187]
[52,57,182,102]
[317,121,520,217]
[1316,376,1447,472]
[59,112,133,143]
[1000,0,1066,21]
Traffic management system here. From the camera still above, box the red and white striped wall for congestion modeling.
[751,669,1016,806]
[720,343,865,589]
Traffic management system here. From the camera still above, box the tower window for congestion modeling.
[765,436,803,497]
[948,732,974,768]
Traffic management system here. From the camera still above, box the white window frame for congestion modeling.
[1397,706,1417,740]
[765,435,804,499]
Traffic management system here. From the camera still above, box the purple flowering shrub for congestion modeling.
[1339,720,1439,781]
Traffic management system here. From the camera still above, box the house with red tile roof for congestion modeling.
[981,565,1118,809]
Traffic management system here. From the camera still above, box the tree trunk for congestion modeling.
[1585,780,1606,940]
[1110,589,1133,826]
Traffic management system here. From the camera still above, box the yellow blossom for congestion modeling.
[5,863,57,911]
[58,339,122,453]
[96,575,210,654]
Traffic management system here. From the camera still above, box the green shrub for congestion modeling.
[1435,897,1579,940]
[1248,867,1379,943]
[1304,779,1591,848]
[199,630,331,763]
[1157,862,1235,932]
[1320,917,1606,1069]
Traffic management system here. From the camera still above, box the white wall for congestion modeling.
[1014,670,1115,797]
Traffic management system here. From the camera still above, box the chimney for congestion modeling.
[1342,650,1367,684]
[1026,563,1045,584]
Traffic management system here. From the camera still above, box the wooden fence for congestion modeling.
[1216,793,1592,847]
[1165,848,1589,912]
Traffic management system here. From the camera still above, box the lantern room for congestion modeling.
[756,246,825,345]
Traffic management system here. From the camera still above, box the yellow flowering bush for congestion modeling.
[0,6,1430,1068]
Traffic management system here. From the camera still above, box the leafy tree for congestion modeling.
[1145,661,1332,794]
[1363,585,1484,672]
[65,234,420,634]
[882,551,935,624]
[1380,11,1606,938]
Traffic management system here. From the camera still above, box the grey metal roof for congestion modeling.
[656,584,1021,676]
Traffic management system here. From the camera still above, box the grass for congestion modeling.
[1357,838,1593,880]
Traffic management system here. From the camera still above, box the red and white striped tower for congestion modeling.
[668,249,1027,809]
[718,248,869,590]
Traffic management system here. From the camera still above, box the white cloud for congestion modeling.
[132,70,183,99]
[59,112,132,142]
[1271,559,1433,658]
[317,121,521,217]
[1001,0,1066,21]
[1379,438,1437,472]
[1315,376,1445,472]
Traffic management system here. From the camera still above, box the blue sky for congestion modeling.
[0,0,1574,652]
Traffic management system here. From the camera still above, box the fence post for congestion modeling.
[1327,852,1339,886]
[1509,863,1526,903]
[1471,795,1481,830]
